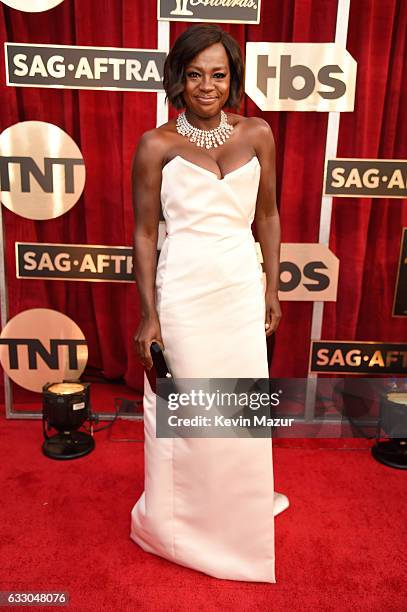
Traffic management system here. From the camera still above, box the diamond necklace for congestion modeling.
[176,110,234,149]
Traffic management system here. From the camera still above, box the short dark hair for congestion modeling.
[163,24,244,110]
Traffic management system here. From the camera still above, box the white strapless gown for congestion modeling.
[130,154,276,583]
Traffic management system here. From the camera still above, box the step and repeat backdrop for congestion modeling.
[0,0,406,411]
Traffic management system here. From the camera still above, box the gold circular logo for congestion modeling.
[0,121,85,220]
[0,308,88,393]
[1,0,64,12]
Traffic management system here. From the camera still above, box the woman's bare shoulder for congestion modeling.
[243,116,275,152]
[236,115,273,133]
[136,120,177,158]
[225,112,266,126]
[248,116,274,140]
[227,113,273,138]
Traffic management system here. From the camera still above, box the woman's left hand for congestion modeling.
[264,290,282,337]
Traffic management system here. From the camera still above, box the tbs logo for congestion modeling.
[245,42,357,112]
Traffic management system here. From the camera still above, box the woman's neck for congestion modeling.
[184,109,222,130]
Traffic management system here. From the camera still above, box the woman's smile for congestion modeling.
[195,96,218,105]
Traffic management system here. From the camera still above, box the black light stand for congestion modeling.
[371,391,407,469]
[42,380,96,460]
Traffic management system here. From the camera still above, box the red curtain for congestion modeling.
[0,0,406,399]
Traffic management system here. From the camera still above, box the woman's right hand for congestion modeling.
[134,312,164,370]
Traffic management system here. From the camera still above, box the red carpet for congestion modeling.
[0,417,406,612]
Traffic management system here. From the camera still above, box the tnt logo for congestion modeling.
[0,121,85,220]
[0,309,88,393]
[245,42,357,112]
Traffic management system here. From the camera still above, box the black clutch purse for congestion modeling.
[150,341,172,378]
[145,341,172,394]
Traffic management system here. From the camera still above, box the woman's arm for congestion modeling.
[252,118,282,337]
[131,130,165,368]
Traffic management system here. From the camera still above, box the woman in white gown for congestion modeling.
[130,24,288,583]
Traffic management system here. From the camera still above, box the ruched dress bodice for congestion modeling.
[160,154,261,236]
